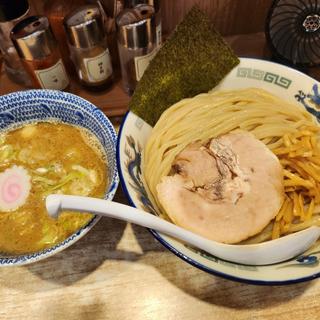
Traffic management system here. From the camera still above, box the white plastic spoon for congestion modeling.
[46,194,320,265]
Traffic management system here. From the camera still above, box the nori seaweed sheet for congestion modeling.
[129,6,240,127]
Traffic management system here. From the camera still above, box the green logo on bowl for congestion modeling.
[237,67,292,89]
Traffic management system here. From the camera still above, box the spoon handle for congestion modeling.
[46,194,223,251]
[46,194,320,265]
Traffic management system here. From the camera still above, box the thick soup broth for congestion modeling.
[0,122,107,254]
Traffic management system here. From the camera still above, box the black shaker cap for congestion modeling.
[0,0,29,22]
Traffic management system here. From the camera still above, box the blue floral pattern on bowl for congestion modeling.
[124,135,156,215]
[295,83,320,120]
[0,89,119,266]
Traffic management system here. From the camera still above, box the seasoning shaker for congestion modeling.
[116,4,156,95]
[43,0,87,73]
[64,5,113,91]
[0,0,33,85]
[124,0,161,46]
[10,16,70,90]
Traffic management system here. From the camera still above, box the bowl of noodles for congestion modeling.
[117,57,320,284]
[0,89,118,266]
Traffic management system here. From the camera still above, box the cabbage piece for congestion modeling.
[64,148,81,162]
[52,163,65,176]
[0,144,15,162]
[71,164,90,176]
[34,163,65,176]
[34,167,49,175]
[49,171,84,192]
[20,125,37,139]
[68,165,98,196]
[68,179,93,196]
[37,222,59,246]
[18,147,33,164]
[72,165,98,184]
[18,146,49,164]
[32,175,57,185]
[58,211,93,234]
[41,165,98,197]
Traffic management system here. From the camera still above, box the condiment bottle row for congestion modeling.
[10,6,114,91]
[0,0,162,94]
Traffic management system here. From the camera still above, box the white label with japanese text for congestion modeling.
[84,49,113,82]
[134,49,158,81]
[34,59,69,90]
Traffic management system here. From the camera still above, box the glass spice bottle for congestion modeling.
[0,0,34,85]
[116,4,156,95]
[123,0,161,47]
[10,16,70,91]
[43,0,87,73]
[64,5,113,91]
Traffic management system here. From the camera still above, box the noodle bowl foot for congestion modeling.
[156,132,284,244]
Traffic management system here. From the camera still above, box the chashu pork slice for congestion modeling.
[156,131,284,244]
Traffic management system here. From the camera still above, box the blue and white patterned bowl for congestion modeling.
[117,58,320,285]
[0,89,119,266]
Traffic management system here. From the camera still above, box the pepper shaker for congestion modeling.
[10,16,70,90]
[116,4,157,95]
[64,5,113,91]
[124,0,161,47]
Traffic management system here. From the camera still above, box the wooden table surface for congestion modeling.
[2,33,320,320]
